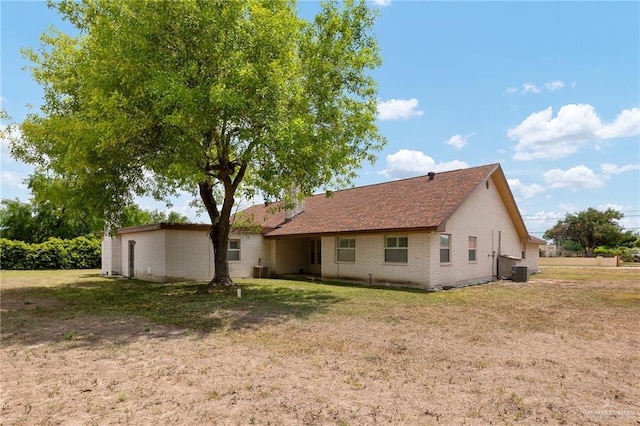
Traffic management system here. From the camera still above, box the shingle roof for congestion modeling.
[236,163,503,237]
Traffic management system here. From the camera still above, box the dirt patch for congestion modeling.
[1,271,639,425]
[1,295,64,313]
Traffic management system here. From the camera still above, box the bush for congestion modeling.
[593,246,616,257]
[66,236,101,269]
[0,239,31,269]
[593,245,638,262]
[29,238,69,269]
[0,236,101,270]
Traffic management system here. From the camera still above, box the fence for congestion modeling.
[619,260,640,268]
[540,257,618,267]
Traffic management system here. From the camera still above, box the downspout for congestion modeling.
[497,231,502,278]
[491,230,495,280]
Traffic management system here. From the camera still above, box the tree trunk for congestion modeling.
[198,172,243,288]
[210,215,234,287]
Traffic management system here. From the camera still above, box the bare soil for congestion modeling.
[1,269,639,425]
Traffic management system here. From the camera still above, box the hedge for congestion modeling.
[0,236,101,270]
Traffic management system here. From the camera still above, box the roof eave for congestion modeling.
[117,222,211,235]
[264,225,440,239]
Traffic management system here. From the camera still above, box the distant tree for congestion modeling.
[12,0,384,287]
[0,198,97,243]
[0,197,187,243]
[543,208,637,257]
[166,211,190,224]
[0,200,37,242]
[27,171,104,236]
[119,205,190,228]
[559,240,582,255]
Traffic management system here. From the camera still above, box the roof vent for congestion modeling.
[427,171,436,180]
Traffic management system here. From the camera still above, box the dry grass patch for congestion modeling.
[1,267,639,425]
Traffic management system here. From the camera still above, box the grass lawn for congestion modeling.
[1,267,639,424]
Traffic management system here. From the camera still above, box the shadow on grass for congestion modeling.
[278,275,436,294]
[0,278,343,348]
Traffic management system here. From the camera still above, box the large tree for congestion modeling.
[11,0,385,286]
[543,208,637,257]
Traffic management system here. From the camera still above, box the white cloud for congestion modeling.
[1,171,27,190]
[539,163,640,192]
[597,203,630,212]
[446,133,474,150]
[524,204,639,237]
[601,163,640,176]
[543,165,605,190]
[505,80,566,95]
[380,149,468,179]
[371,0,392,6]
[596,108,640,139]
[509,104,640,160]
[557,203,577,212]
[377,98,424,121]
[1,124,11,150]
[521,82,541,94]
[544,80,565,91]
[507,178,546,200]
[522,209,567,231]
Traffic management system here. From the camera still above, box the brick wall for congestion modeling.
[119,230,166,281]
[428,175,523,287]
[273,238,309,275]
[321,233,432,287]
[540,257,618,267]
[228,232,271,278]
[101,234,122,276]
[164,229,211,281]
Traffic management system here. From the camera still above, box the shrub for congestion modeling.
[66,236,101,269]
[593,246,616,257]
[29,238,69,269]
[0,236,101,270]
[0,239,31,270]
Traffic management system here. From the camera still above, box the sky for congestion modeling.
[1,0,639,238]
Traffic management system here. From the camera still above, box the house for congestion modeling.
[102,163,545,288]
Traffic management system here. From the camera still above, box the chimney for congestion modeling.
[427,171,436,180]
[284,187,305,222]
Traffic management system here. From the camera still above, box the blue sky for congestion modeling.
[1,0,639,237]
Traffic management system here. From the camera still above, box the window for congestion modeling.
[337,238,355,262]
[522,244,526,260]
[440,234,451,263]
[468,236,477,261]
[385,236,408,263]
[228,239,240,261]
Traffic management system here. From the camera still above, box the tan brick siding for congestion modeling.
[228,232,271,278]
[119,230,166,281]
[101,235,122,276]
[430,175,527,287]
[164,229,212,281]
[272,238,308,275]
[321,233,432,287]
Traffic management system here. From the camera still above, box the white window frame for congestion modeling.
[384,236,408,263]
[440,234,451,263]
[336,237,356,262]
[228,239,241,262]
[468,236,477,262]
